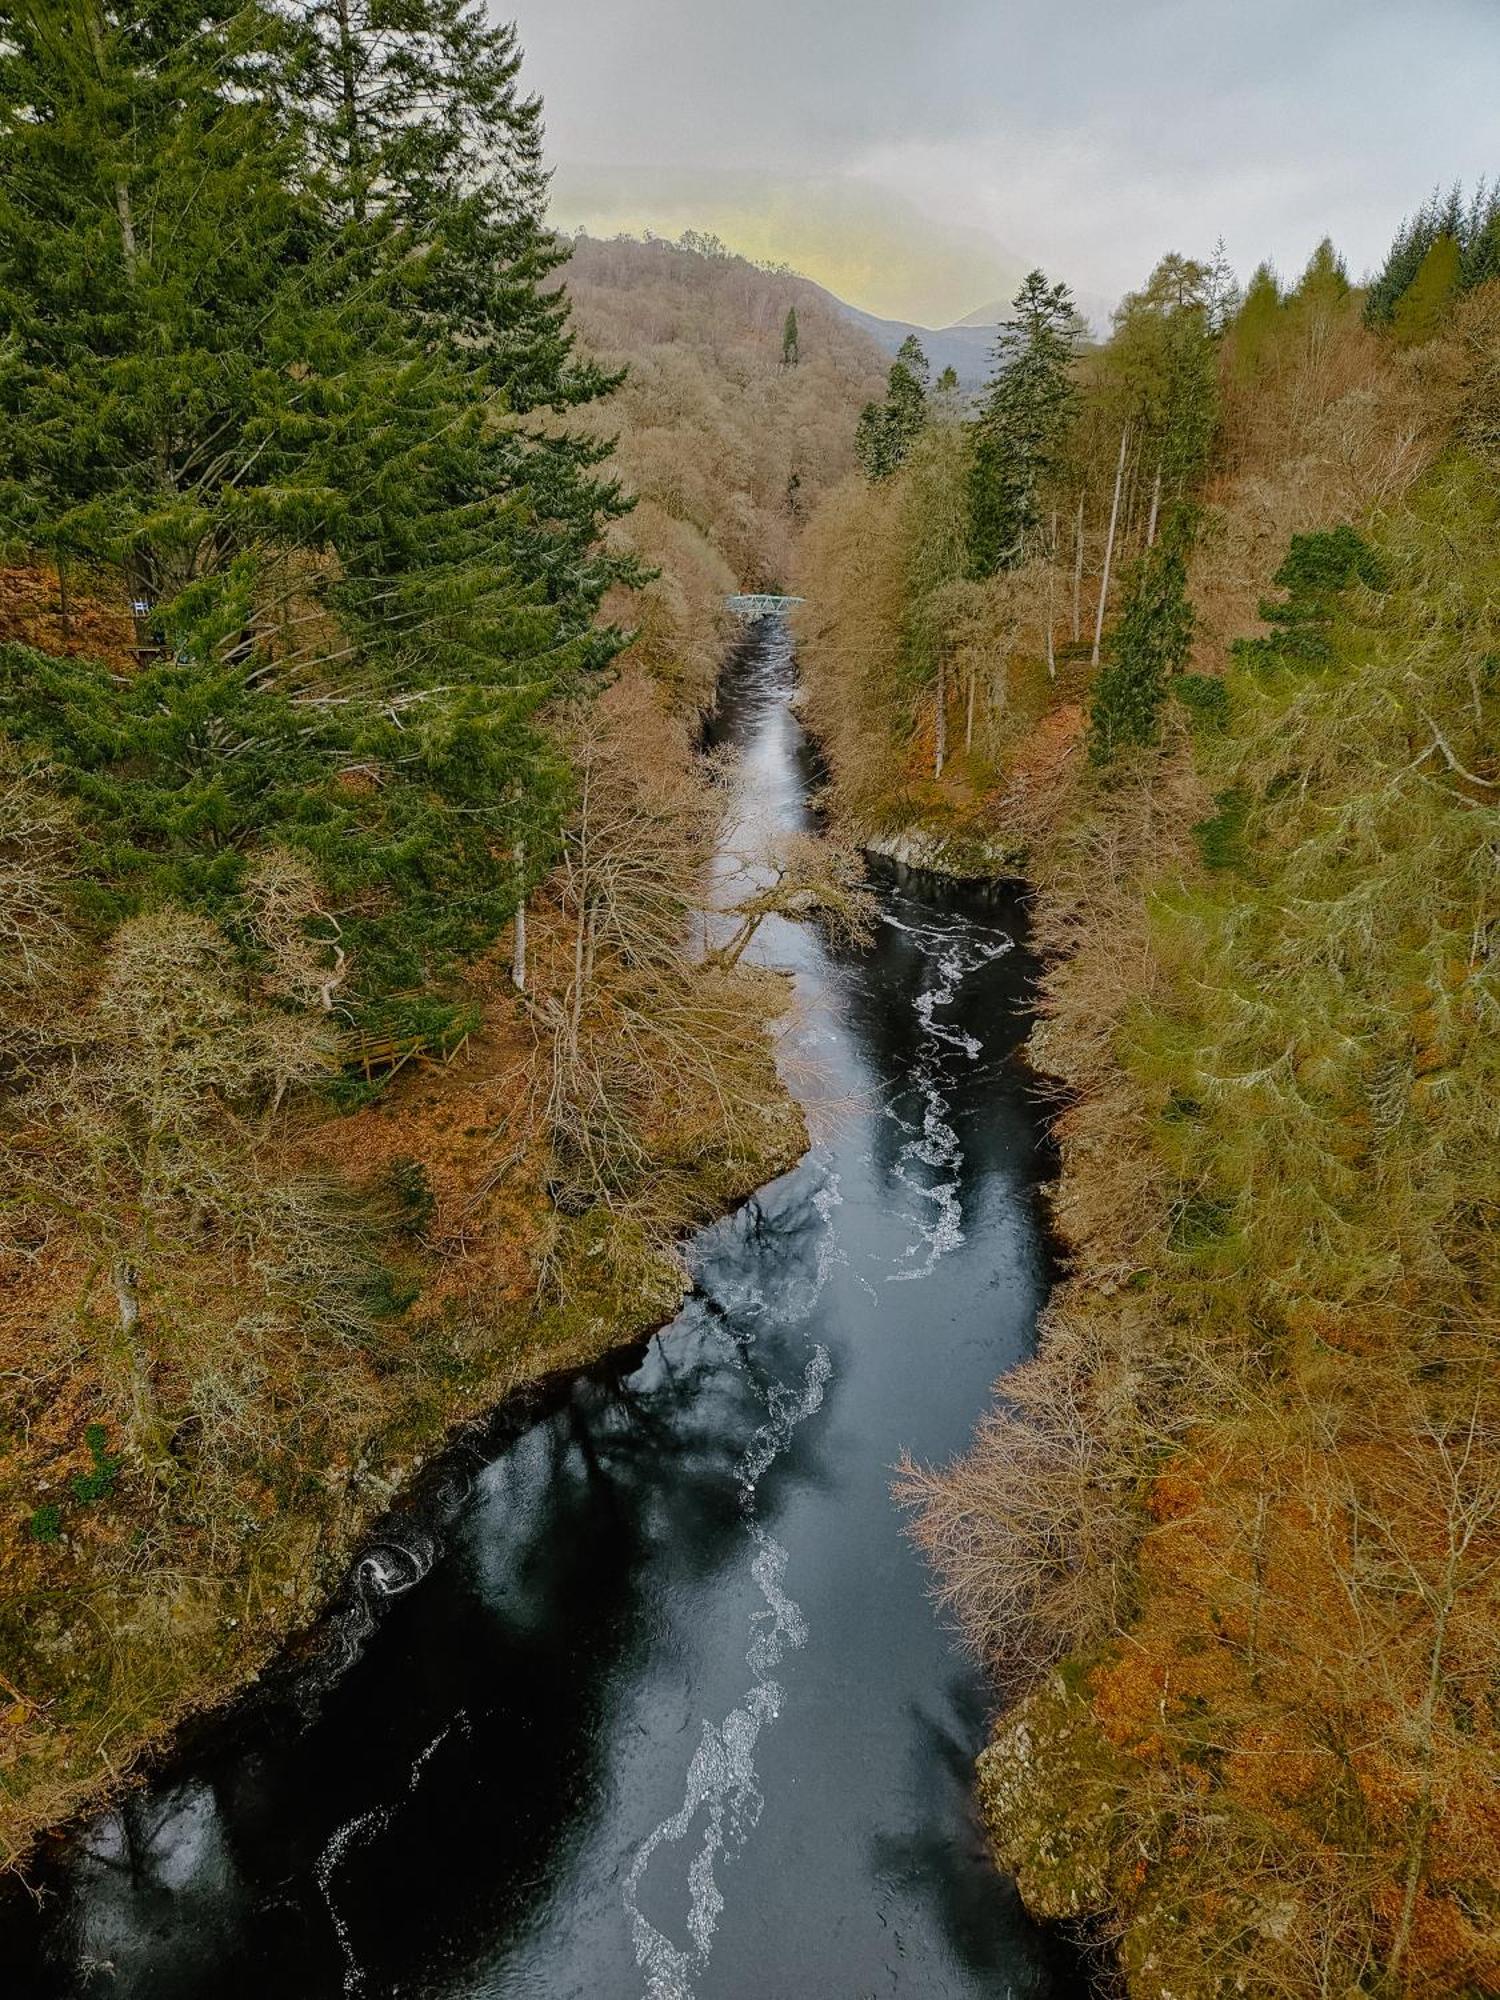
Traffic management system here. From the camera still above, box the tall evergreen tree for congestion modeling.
[1108,255,1218,507]
[1391,232,1462,346]
[1089,508,1196,762]
[781,306,800,367]
[1204,237,1243,335]
[854,336,930,480]
[292,0,631,665]
[967,269,1078,575]
[1460,181,1500,291]
[0,1,633,1026]
[0,0,321,646]
[1365,185,1463,326]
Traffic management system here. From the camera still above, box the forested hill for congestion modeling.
[561,232,885,707]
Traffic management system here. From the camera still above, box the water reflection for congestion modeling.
[3,620,1084,2000]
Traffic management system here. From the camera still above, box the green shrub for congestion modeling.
[71,1425,121,1506]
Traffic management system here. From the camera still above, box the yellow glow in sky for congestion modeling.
[548,165,1022,328]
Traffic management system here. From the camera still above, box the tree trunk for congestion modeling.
[934,657,947,779]
[1386,1559,1460,1990]
[334,0,365,221]
[567,902,589,1060]
[1146,462,1163,548]
[1092,426,1129,668]
[112,1256,165,1461]
[1046,507,1058,679]
[511,842,527,991]
[965,664,975,752]
[1071,494,1084,643]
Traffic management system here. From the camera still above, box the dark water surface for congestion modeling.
[4,621,1084,2000]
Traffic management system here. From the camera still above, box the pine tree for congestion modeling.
[1089,508,1196,762]
[299,0,612,415]
[782,306,800,367]
[0,1,321,646]
[1460,181,1500,291]
[294,0,632,664]
[854,337,930,480]
[0,2,631,1030]
[1365,185,1463,326]
[1204,237,1242,336]
[887,335,930,456]
[967,269,1078,575]
[854,401,891,480]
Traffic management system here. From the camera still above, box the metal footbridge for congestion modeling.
[725,593,804,620]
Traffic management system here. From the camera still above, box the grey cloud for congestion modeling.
[518,0,1500,315]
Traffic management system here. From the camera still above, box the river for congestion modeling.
[4,618,1085,2000]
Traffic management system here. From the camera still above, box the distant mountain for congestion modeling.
[809,286,996,390]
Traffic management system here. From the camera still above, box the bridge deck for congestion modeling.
[725,593,805,618]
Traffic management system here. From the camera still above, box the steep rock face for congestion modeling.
[861,826,1022,878]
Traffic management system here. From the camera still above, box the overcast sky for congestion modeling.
[516,0,1500,327]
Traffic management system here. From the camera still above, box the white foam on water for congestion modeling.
[623,1342,832,2000]
[316,1712,469,1995]
[879,915,1013,1284]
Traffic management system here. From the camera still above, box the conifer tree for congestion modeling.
[1460,182,1500,290]
[1088,508,1196,762]
[0,1,631,1025]
[854,337,930,479]
[0,1,319,645]
[294,0,631,662]
[782,306,800,367]
[1107,255,1218,513]
[967,270,1078,575]
[1204,237,1243,335]
[1365,185,1463,325]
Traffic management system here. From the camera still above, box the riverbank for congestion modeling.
[0,684,806,1882]
[1,613,1090,2000]
[796,277,1500,1990]
[1,969,802,1878]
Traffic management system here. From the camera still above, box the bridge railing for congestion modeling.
[725,593,805,620]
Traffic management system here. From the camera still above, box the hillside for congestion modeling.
[813,286,999,390]
[564,233,886,707]
[799,220,1500,1994]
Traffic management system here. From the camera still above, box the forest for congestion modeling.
[799,197,1500,1994]
[0,2,880,1866]
[2,6,1498,1997]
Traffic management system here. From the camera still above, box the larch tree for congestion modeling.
[1391,232,1462,346]
[1229,261,1284,383]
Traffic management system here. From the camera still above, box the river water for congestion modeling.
[4,619,1083,2000]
